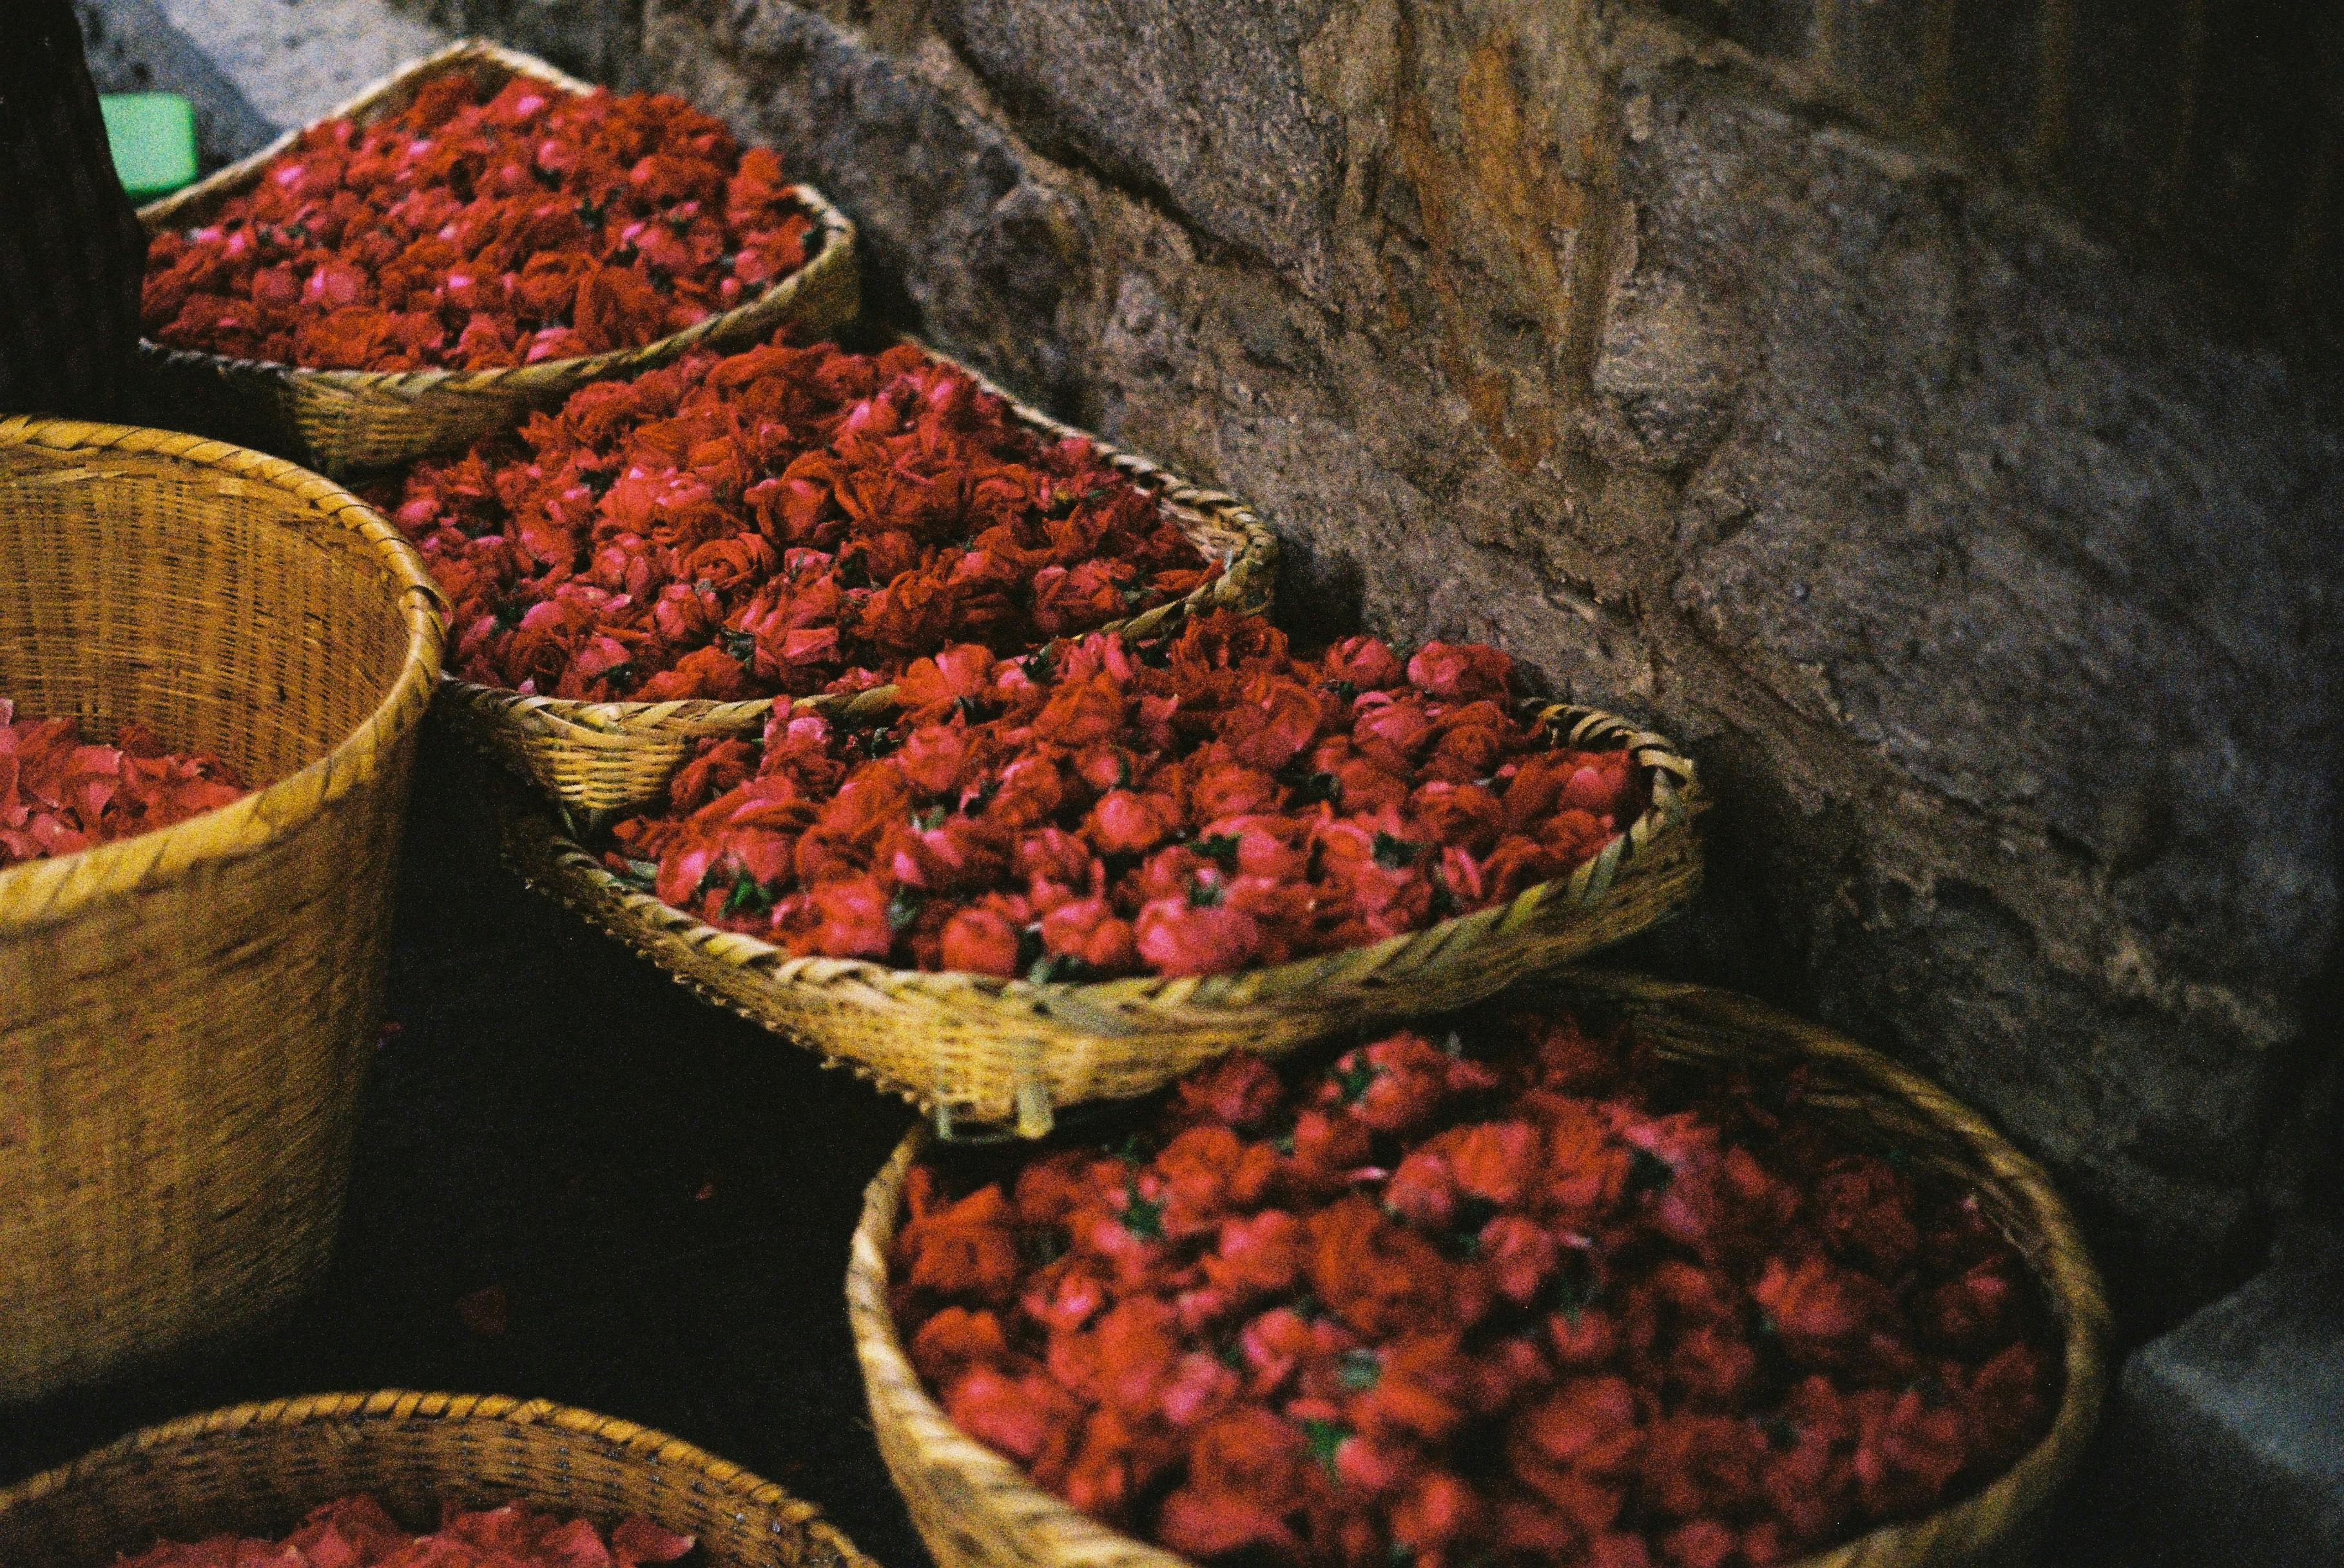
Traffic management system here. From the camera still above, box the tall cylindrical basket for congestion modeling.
[0,420,445,1403]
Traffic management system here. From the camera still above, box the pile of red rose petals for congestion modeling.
[386,338,1217,704]
[0,700,249,869]
[115,1495,697,1568]
[141,72,813,370]
[600,610,1645,980]
[890,1011,2060,1568]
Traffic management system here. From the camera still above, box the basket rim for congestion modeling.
[845,969,2115,1568]
[504,702,1702,1032]
[133,39,858,405]
[0,1388,879,1568]
[0,418,448,928]
[431,331,1280,744]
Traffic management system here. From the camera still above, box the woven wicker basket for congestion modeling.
[438,340,1279,826]
[848,971,2113,1568]
[0,420,445,1404]
[499,706,1701,1137]
[0,1391,877,1568]
[133,39,860,478]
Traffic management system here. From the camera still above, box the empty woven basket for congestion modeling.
[0,420,444,1403]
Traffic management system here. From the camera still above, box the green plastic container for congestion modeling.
[101,93,199,203]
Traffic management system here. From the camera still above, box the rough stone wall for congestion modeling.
[1643,0,2344,370]
[401,0,2343,1326]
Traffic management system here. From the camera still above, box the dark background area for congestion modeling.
[0,724,929,1567]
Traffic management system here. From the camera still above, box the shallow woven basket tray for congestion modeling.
[0,1391,877,1568]
[133,39,860,478]
[848,971,2113,1568]
[438,339,1279,826]
[499,706,1701,1137]
[0,419,445,1404]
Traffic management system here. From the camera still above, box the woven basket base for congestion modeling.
[495,710,1702,1137]
[0,1391,878,1568]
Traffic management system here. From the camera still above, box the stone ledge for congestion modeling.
[73,0,279,168]
[2072,1226,2344,1567]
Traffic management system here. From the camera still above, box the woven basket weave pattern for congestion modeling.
[0,419,445,1405]
[0,1391,878,1568]
[847,972,2113,1568]
[441,337,1280,824]
[499,707,1700,1137]
[133,40,861,478]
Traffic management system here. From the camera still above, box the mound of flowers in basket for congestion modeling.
[142,70,815,370]
[598,612,1644,978]
[887,1012,2060,1568]
[118,1495,696,1567]
[0,699,247,868]
[385,339,1220,705]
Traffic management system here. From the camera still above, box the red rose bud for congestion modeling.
[1087,790,1177,855]
[1547,1304,1622,1368]
[1480,1214,1561,1305]
[1203,1209,1306,1299]
[1172,1052,1286,1129]
[1135,898,1263,978]
[1852,1388,1970,1516]
[1191,761,1281,818]
[1384,1143,1462,1228]
[1814,1155,1922,1273]
[1960,1342,2050,1459]
[610,1518,697,1565]
[1353,692,1435,762]
[1923,1257,2020,1350]
[1023,1256,1115,1337]
[1321,634,1407,690]
[1406,641,1515,702]
[1392,1470,1484,1554]
[115,1498,697,1568]
[909,1304,1012,1386]
[1755,1257,1895,1366]
[946,1366,1085,1466]
[1669,1325,1760,1408]
[940,905,1023,976]
[802,876,894,958]
[1332,1431,1413,1495]
[1660,1519,1739,1568]
[1590,1534,1657,1568]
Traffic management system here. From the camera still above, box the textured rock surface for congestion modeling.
[1649,0,2344,367]
[400,0,646,85]
[393,0,2341,1324]
[142,0,448,128]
